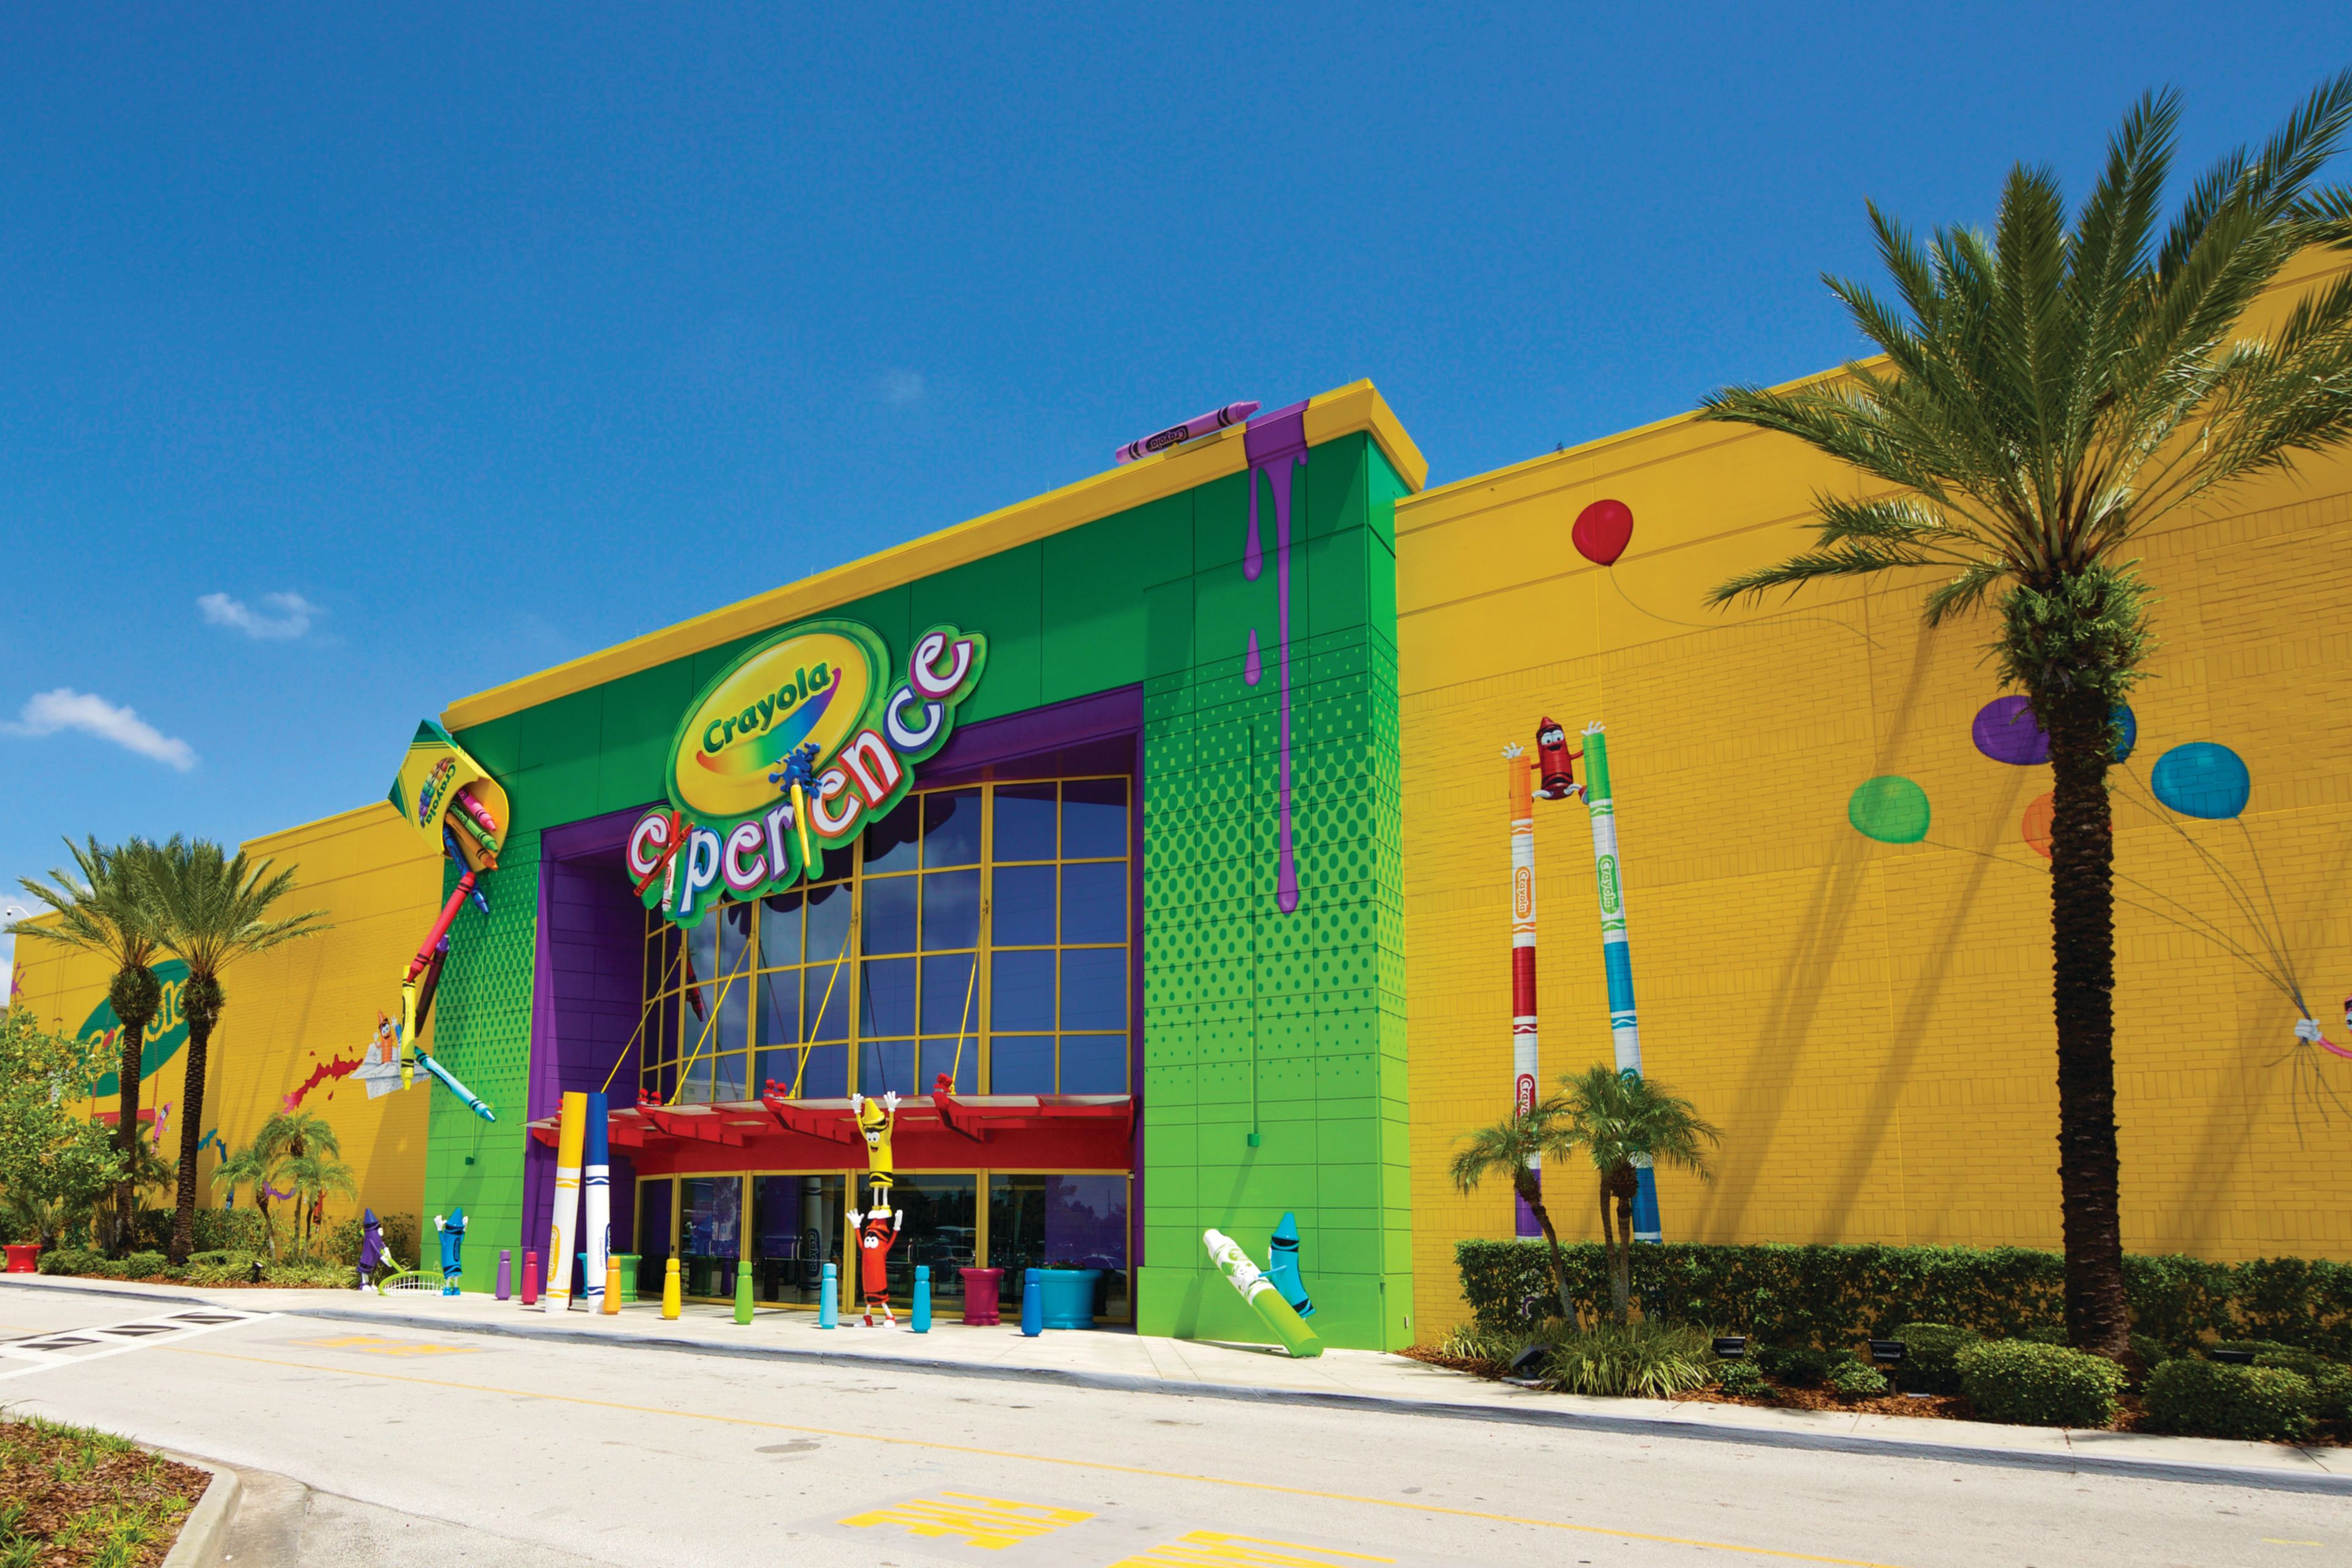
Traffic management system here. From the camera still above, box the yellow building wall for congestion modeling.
[12,802,445,1242]
[1396,250,2352,1339]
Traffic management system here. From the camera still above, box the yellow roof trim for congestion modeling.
[443,380,1424,731]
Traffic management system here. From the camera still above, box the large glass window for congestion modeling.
[750,1173,844,1305]
[639,777,1131,1102]
[989,1173,1130,1322]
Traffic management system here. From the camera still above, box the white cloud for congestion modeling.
[877,369,927,408]
[6,688,198,771]
[199,590,321,640]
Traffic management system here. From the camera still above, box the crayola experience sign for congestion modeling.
[628,618,987,925]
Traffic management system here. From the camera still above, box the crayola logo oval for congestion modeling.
[670,624,883,820]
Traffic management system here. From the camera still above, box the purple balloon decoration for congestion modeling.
[1972,696,2049,765]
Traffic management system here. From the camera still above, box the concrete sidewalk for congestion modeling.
[8,1270,2346,1494]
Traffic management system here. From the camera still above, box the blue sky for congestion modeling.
[6,4,2349,992]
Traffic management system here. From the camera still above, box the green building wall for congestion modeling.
[423,431,1412,1348]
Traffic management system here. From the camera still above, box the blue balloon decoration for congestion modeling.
[2108,703,2136,763]
[2150,742,2249,820]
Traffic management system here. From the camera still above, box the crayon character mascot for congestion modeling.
[356,1208,391,1294]
[1534,717,1581,801]
[434,1208,467,1295]
[849,1205,903,1326]
[850,1090,900,1207]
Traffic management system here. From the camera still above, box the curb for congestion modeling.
[9,1276,2346,1496]
[158,1455,239,1568]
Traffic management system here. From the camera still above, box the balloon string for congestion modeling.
[2111,769,2300,993]
[1607,569,1884,650]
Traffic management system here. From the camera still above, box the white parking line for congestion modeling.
[0,1308,276,1381]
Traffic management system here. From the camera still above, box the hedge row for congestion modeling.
[1457,1240,2352,1356]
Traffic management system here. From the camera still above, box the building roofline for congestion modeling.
[443,380,1423,732]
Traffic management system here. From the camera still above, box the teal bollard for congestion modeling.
[1020,1267,1043,1336]
[913,1265,932,1333]
[818,1262,837,1329]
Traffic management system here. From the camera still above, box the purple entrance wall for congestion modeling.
[522,807,650,1265]
[520,684,1148,1279]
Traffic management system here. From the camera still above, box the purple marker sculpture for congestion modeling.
[1114,401,1260,465]
[1245,402,1310,915]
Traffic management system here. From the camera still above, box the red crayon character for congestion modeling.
[1534,717,1581,801]
[851,1206,902,1327]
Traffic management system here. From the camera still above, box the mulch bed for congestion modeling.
[0,1417,208,1567]
[1397,1348,2346,1444]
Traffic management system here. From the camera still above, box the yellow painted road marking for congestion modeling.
[1110,1529,1393,1566]
[168,1344,1912,1567]
[2261,1541,2324,1547]
[840,1491,1091,1549]
[290,1335,477,1357]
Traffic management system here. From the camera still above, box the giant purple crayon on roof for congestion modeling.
[1113,401,1258,464]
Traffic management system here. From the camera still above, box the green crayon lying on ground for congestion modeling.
[1202,1228,1322,1358]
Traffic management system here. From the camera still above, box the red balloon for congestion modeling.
[1573,499,1634,565]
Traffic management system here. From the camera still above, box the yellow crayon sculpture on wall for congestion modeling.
[543,1091,586,1312]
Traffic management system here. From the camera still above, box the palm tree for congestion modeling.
[1555,1065,1719,1325]
[1701,77,2352,1365]
[9,837,166,1256]
[1449,1106,1579,1323]
[139,839,329,1263]
[208,1136,285,1261]
[281,1148,356,1259]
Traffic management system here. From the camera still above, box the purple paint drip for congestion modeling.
[1243,511,1262,581]
[1246,402,1310,916]
[1244,627,1261,685]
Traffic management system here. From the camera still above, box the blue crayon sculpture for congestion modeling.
[818,1261,838,1329]
[415,1047,496,1121]
[1267,1211,1313,1317]
[435,1207,467,1294]
[443,829,492,911]
[913,1264,932,1333]
[1020,1268,1043,1336]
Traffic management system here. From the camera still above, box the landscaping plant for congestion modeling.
[2143,1358,2315,1441]
[9,837,168,1256]
[1447,1106,1578,1322]
[1541,1321,1720,1399]
[138,839,328,1264]
[1703,74,2352,1369]
[1551,1065,1719,1324]
[1830,1360,1891,1400]
[0,1008,123,1250]
[1891,1323,1983,1396]
[1956,1339,2125,1428]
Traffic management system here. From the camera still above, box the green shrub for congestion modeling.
[194,1206,270,1254]
[1453,1240,2352,1356]
[1436,1321,1535,1364]
[1714,1357,1770,1396]
[183,1252,260,1287]
[260,1261,347,1289]
[119,1252,168,1281]
[36,1246,104,1277]
[1757,1345,1842,1387]
[2311,1366,2352,1427]
[2252,1348,2337,1382]
[1893,1322,1982,1396]
[2016,1324,2068,1345]
[2144,1359,2315,1441]
[2211,1338,2300,1360]
[1957,1340,2124,1428]
[1831,1360,1890,1398]
[2131,1332,2173,1372]
[1542,1322,1720,1398]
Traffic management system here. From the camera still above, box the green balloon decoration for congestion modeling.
[1849,776,1931,844]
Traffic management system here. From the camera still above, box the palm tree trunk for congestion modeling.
[2041,687,2136,1369]
[1598,1177,1627,1324]
[112,1020,146,1256]
[170,977,222,1265]
[1522,1180,1574,1325]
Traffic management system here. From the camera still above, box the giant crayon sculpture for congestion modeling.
[543,1091,586,1311]
[1267,1211,1313,1317]
[1114,401,1259,464]
[1503,742,1542,1238]
[406,872,476,984]
[1202,1229,1321,1358]
[1579,723,1661,1241]
[581,1091,611,1313]
[415,1047,495,1121]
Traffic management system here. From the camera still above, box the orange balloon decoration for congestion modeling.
[2022,792,2054,859]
